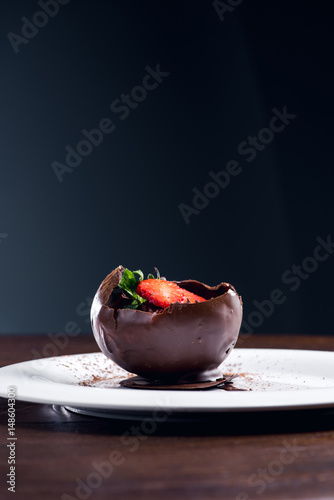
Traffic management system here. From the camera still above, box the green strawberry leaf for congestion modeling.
[118,268,146,309]
[133,269,144,281]
[147,268,162,280]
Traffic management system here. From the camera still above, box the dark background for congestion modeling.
[0,0,333,335]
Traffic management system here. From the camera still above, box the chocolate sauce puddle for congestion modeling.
[119,374,247,390]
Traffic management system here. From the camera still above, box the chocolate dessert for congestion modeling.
[91,266,243,384]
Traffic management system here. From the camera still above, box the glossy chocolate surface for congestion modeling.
[91,266,243,382]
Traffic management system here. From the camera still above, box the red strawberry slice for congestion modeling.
[136,279,206,309]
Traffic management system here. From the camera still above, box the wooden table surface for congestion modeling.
[1,333,334,500]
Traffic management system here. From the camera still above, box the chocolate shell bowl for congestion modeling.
[91,266,243,384]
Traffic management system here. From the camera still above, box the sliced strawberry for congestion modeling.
[136,279,206,309]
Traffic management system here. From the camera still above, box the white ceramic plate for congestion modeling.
[1,349,334,418]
